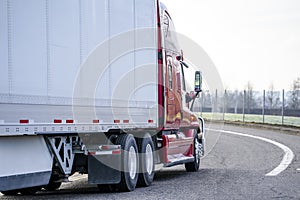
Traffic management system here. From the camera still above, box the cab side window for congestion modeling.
[163,12,180,53]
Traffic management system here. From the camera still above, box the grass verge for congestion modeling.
[197,112,300,136]
[198,112,300,127]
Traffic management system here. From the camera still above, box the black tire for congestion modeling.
[43,181,62,191]
[1,190,19,195]
[185,130,201,172]
[43,173,62,191]
[19,187,41,195]
[114,134,139,192]
[136,134,155,187]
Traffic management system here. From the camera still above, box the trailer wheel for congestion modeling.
[43,181,62,191]
[19,187,41,195]
[115,134,139,192]
[136,134,155,187]
[185,130,201,172]
[42,170,62,191]
[1,190,19,195]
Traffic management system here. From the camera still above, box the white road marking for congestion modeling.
[207,128,295,176]
[297,168,300,171]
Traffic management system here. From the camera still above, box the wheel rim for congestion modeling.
[145,144,154,175]
[128,146,137,179]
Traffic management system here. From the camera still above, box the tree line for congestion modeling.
[199,77,300,117]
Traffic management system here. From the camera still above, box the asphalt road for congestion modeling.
[1,123,300,199]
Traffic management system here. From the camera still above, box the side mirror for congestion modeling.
[180,61,189,68]
[194,71,202,92]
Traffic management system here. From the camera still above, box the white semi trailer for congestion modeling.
[0,0,205,194]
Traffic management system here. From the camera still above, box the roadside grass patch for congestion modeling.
[198,112,300,127]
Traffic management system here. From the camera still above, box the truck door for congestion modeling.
[166,57,176,124]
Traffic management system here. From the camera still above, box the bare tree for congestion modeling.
[202,90,212,108]
[266,82,280,109]
[289,77,300,109]
[223,90,237,113]
[245,81,256,113]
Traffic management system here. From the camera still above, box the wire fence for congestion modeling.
[194,89,300,127]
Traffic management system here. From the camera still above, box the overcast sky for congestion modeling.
[161,0,300,90]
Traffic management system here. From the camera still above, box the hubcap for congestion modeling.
[128,146,137,179]
[145,144,153,175]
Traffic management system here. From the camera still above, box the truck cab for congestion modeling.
[158,4,205,168]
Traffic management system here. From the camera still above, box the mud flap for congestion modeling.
[88,154,121,184]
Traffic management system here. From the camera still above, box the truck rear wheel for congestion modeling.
[114,134,139,192]
[136,134,155,187]
[185,130,201,172]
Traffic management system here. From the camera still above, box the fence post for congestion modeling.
[282,89,285,125]
[262,90,265,124]
[243,90,246,122]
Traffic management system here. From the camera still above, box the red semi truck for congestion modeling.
[0,0,205,194]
